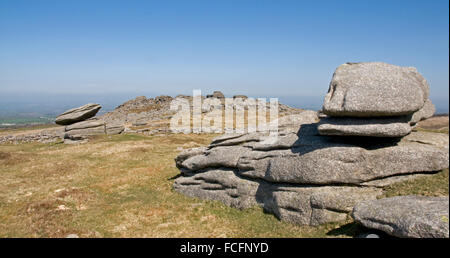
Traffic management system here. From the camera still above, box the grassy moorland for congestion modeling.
[0,131,448,238]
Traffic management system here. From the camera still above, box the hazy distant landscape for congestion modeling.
[0,92,327,127]
[1,92,448,128]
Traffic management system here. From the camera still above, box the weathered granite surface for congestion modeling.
[352,196,449,238]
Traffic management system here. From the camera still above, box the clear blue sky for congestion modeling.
[0,0,448,109]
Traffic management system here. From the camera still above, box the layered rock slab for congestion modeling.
[174,121,448,226]
[174,169,382,226]
[352,196,449,238]
[178,124,448,185]
[317,116,412,137]
[64,119,106,140]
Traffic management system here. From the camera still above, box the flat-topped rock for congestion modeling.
[322,62,429,117]
[318,116,412,137]
[55,103,102,125]
[352,196,449,238]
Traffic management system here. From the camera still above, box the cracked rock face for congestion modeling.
[352,196,449,238]
[173,119,449,226]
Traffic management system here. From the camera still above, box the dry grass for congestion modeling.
[381,169,449,198]
[0,133,348,238]
[0,132,448,238]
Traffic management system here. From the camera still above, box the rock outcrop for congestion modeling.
[352,196,449,238]
[173,62,449,227]
[319,62,435,137]
[55,103,102,125]
[100,94,303,135]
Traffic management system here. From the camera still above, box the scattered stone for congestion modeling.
[0,127,64,144]
[55,103,102,125]
[352,196,449,238]
[65,234,79,238]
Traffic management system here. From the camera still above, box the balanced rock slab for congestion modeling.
[352,196,449,238]
[322,62,429,117]
[56,103,102,125]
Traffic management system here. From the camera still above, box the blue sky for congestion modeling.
[0,0,448,110]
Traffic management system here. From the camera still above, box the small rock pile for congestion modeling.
[318,62,435,137]
[173,62,449,227]
[0,127,64,144]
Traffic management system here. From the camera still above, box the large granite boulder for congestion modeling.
[322,62,429,117]
[55,103,102,125]
[352,196,449,238]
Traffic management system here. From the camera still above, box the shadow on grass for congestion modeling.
[327,222,395,238]
[326,222,364,237]
[168,174,182,180]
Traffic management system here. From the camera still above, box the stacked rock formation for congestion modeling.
[318,62,435,137]
[55,103,124,143]
[173,62,449,227]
